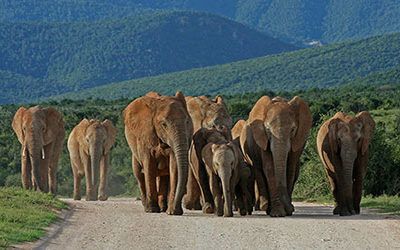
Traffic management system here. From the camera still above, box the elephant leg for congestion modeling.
[261,152,286,217]
[143,157,159,213]
[132,156,146,208]
[21,147,32,189]
[210,174,223,216]
[73,173,82,200]
[49,137,63,195]
[287,150,302,197]
[189,157,214,213]
[326,172,340,214]
[83,154,96,201]
[157,175,169,212]
[98,155,109,201]
[167,153,181,215]
[353,156,367,214]
[235,182,246,216]
[254,166,269,212]
[184,169,202,210]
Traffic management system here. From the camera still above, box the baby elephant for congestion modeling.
[68,119,117,201]
[202,141,244,217]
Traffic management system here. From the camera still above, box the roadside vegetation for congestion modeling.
[0,187,66,248]
[0,84,399,214]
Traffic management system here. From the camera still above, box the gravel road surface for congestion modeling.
[28,198,400,250]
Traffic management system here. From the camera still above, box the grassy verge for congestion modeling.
[361,195,400,214]
[294,194,400,215]
[0,187,67,248]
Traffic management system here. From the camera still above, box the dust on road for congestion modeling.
[30,198,400,250]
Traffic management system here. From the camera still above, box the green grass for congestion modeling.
[361,195,400,215]
[0,187,67,248]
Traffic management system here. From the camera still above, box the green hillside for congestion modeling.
[56,32,400,100]
[0,10,294,104]
[2,0,400,44]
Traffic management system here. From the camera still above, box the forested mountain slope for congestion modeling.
[2,0,400,44]
[0,11,294,104]
[56,32,400,100]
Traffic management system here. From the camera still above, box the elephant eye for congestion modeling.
[161,122,168,128]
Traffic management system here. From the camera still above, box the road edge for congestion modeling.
[11,201,76,249]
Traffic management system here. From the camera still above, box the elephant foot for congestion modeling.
[284,203,295,216]
[259,197,268,211]
[216,208,223,217]
[339,210,352,216]
[239,208,247,216]
[167,206,183,215]
[224,211,233,217]
[146,206,161,213]
[85,196,98,201]
[98,194,108,201]
[202,202,214,214]
[269,204,286,217]
[354,207,360,215]
[333,206,341,215]
[73,194,81,200]
[183,199,201,210]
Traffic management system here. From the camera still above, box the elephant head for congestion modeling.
[79,119,117,191]
[12,106,64,192]
[245,96,312,215]
[325,111,375,215]
[186,95,232,138]
[202,142,240,217]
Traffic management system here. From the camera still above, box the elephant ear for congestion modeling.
[289,96,313,152]
[12,107,27,144]
[248,96,271,121]
[355,111,375,155]
[249,119,268,151]
[102,119,117,154]
[43,107,65,145]
[231,119,245,140]
[327,118,340,154]
[192,128,210,164]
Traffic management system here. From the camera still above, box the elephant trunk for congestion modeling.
[340,146,357,215]
[27,141,46,192]
[271,138,291,213]
[220,170,233,217]
[172,136,189,214]
[89,142,102,194]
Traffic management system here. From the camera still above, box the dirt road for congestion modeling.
[30,198,399,249]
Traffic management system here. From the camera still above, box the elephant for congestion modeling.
[317,111,375,216]
[184,95,232,210]
[67,119,117,201]
[240,96,312,217]
[201,140,244,217]
[124,91,193,215]
[231,119,255,214]
[190,127,252,216]
[12,106,65,194]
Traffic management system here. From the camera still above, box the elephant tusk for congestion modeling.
[41,148,45,160]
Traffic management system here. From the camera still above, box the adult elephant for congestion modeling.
[124,91,193,215]
[12,106,65,194]
[240,96,312,217]
[184,95,232,210]
[317,112,375,216]
[68,119,117,201]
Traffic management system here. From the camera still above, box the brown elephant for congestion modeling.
[201,139,244,217]
[317,112,375,216]
[12,106,65,194]
[184,95,232,210]
[68,119,117,201]
[231,119,255,214]
[240,96,312,217]
[124,91,193,215]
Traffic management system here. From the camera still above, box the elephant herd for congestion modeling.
[11,91,375,217]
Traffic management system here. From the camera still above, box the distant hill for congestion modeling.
[55,32,400,100]
[0,11,295,104]
[2,0,400,44]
